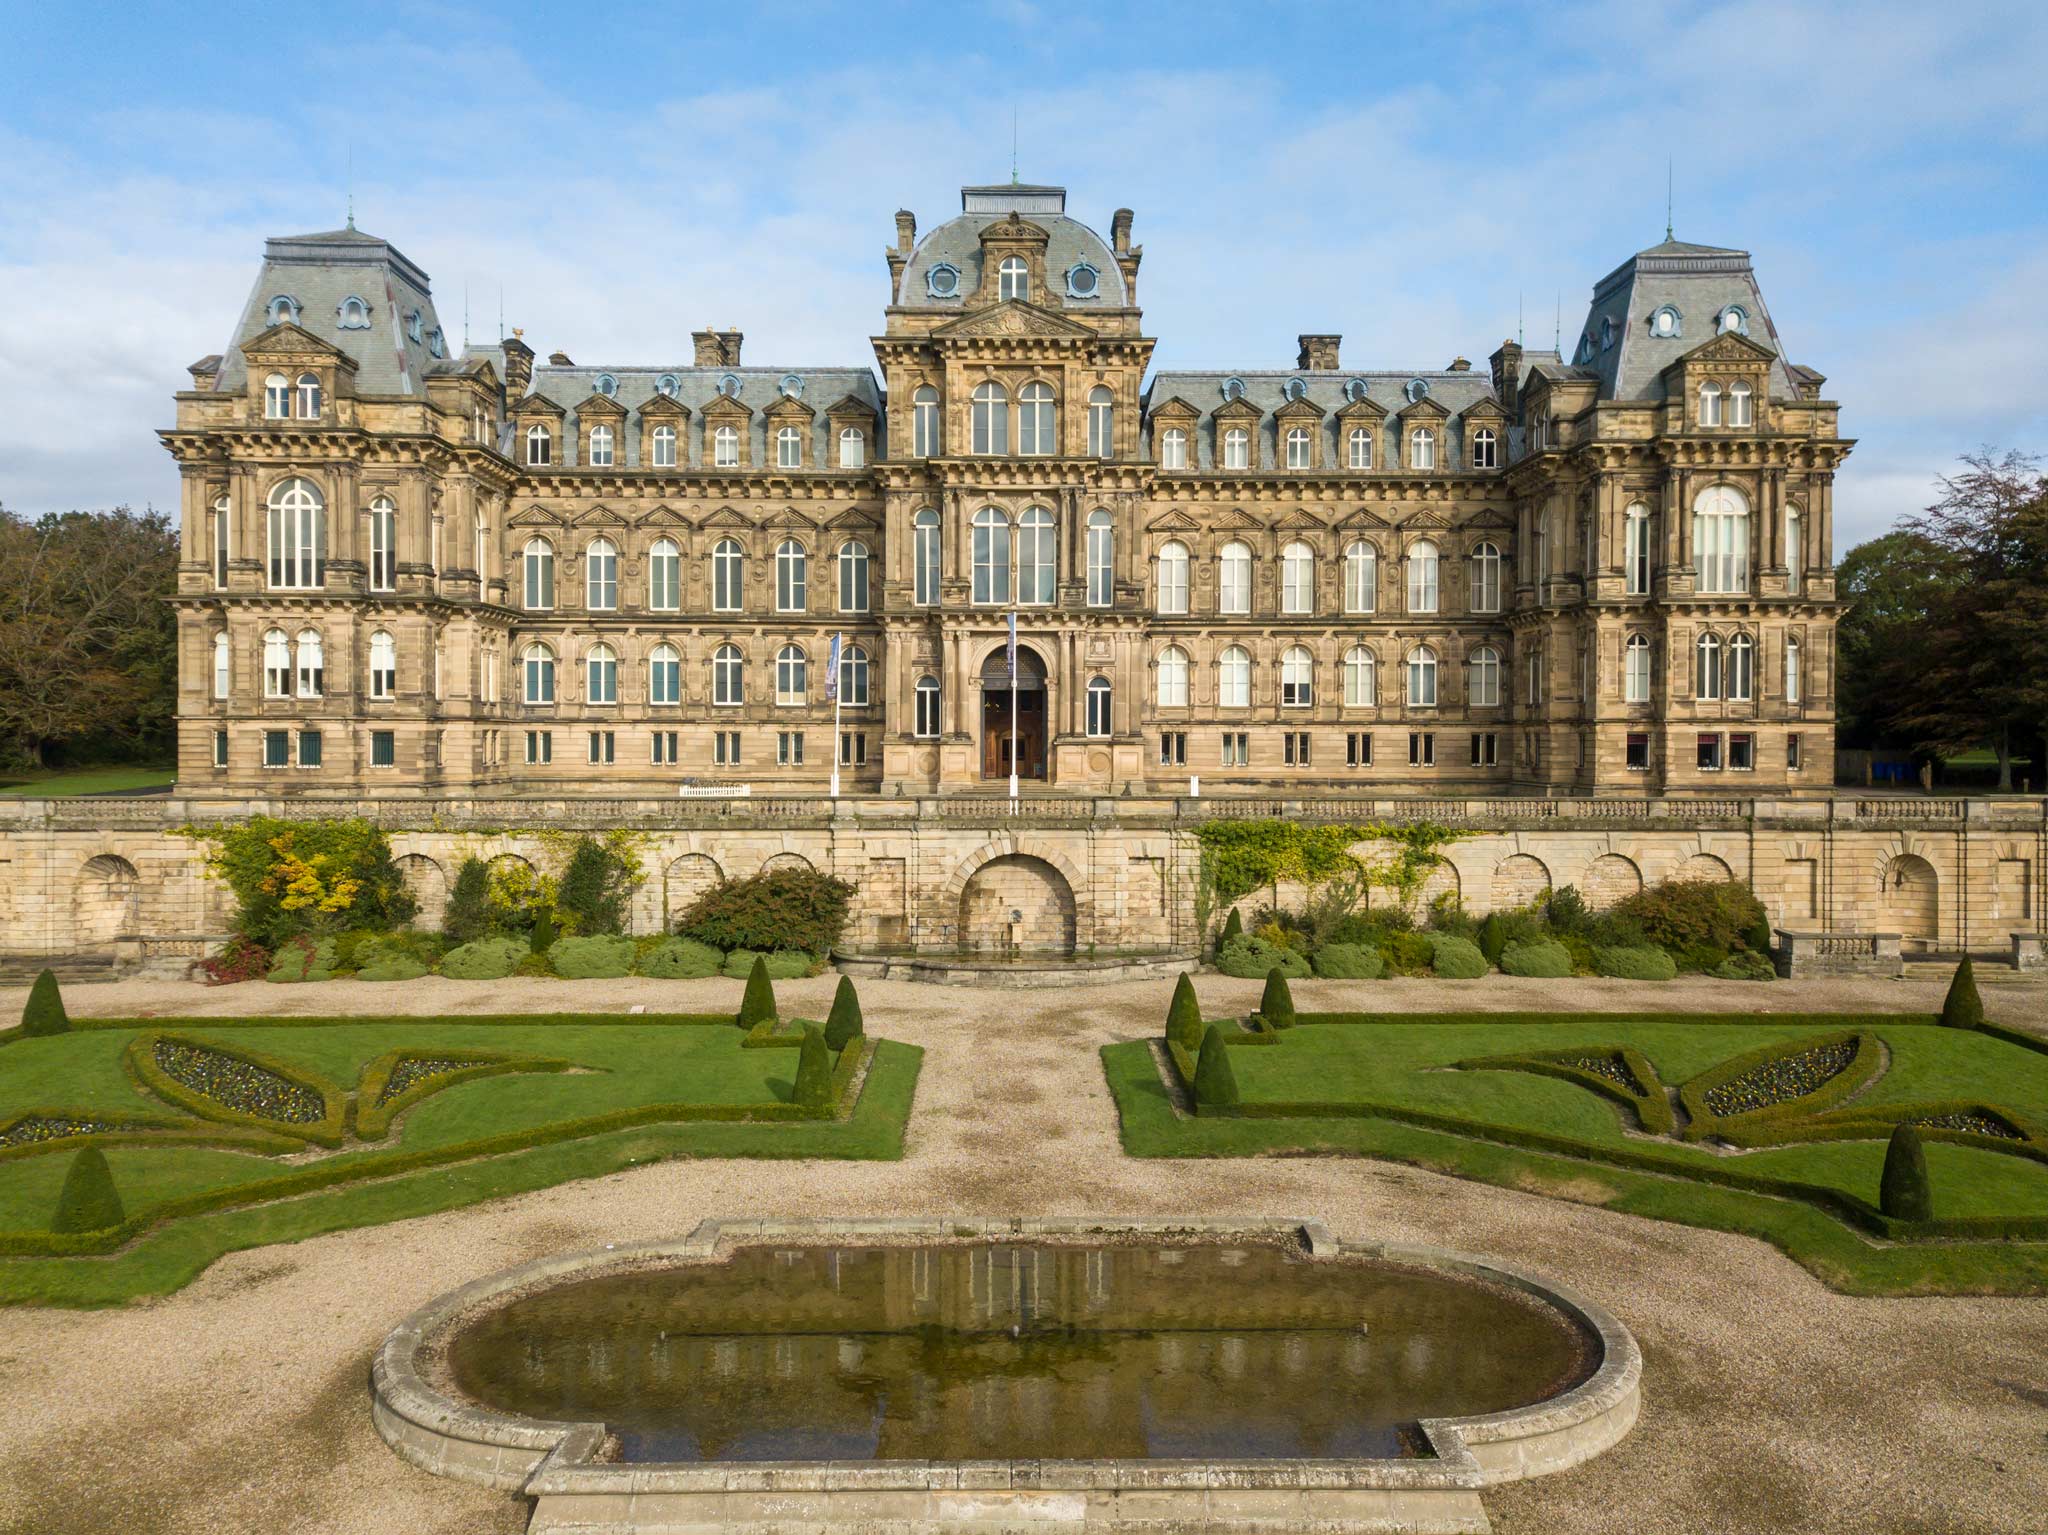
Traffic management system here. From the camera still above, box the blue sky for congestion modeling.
[3,0,2043,548]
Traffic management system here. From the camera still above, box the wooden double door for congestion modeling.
[982,688,1047,780]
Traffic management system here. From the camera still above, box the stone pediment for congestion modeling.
[1214,396,1263,424]
[700,392,754,419]
[699,506,754,530]
[638,392,689,419]
[765,507,823,533]
[931,302,1093,341]
[1147,395,1201,422]
[1398,508,1450,530]
[1215,506,1264,531]
[1337,508,1392,530]
[572,504,630,527]
[1675,330,1778,368]
[1274,395,1327,422]
[1273,507,1327,533]
[826,507,882,529]
[1460,396,1508,421]
[1463,510,1516,531]
[977,213,1052,247]
[763,392,817,421]
[824,392,877,421]
[514,392,567,419]
[1393,395,1451,422]
[240,322,345,362]
[1336,394,1388,421]
[508,504,567,528]
[641,504,691,527]
[578,392,627,418]
[1145,508,1203,533]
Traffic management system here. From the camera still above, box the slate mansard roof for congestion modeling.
[1573,238,1797,403]
[898,184,1128,309]
[522,365,885,469]
[1141,369,1504,471]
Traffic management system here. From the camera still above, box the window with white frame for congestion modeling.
[1407,645,1438,707]
[368,496,396,592]
[1085,676,1111,737]
[839,426,864,468]
[1343,540,1376,613]
[1223,428,1249,470]
[212,495,231,588]
[1087,387,1114,458]
[1086,510,1114,607]
[775,539,807,611]
[1469,645,1501,706]
[971,382,1009,455]
[652,425,677,467]
[1470,541,1501,613]
[1526,646,1543,707]
[972,507,1011,603]
[1286,426,1312,469]
[1157,645,1189,707]
[1348,427,1372,469]
[585,642,618,704]
[1219,645,1251,708]
[648,538,680,610]
[263,629,291,696]
[712,643,744,705]
[998,256,1029,301]
[1219,540,1252,615]
[775,643,807,705]
[1018,383,1055,455]
[526,425,552,465]
[1344,645,1377,707]
[369,630,396,699]
[1693,485,1751,593]
[1017,506,1056,603]
[289,630,320,697]
[588,425,614,467]
[714,425,739,467]
[1698,382,1722,426]
[838,540,870,612]
[523,644,556,704]
[1625,503,1653,594]
[914,675,941,737]
[1410,427,1436,469]
[914,509,940,606]
[1728,382,1753,427]
[840,643,870,705]
[212,631,231,699]
[1406,539,1439,613]
[1156,540,1189,614]
[1696,632,1723,699]
[649,643,680,705]
[264,373,290,418]
[585,536,618,609]
[912,386,940,457]
[712,538,743,611]
[776,425,801,468]
[267,478,326,589]
[1729,633,1754,701]
[1471,427,1498,468]
[1625,633,1651,702]
[1281,645,1313,707]
[1281,541,1314,614]
[1160,427,1188,469]
[295,372,321,418]
[1785,509,1803,595]
[1786,636,1801,704]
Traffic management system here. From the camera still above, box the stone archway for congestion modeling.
[664,854,723,924]
[761,852,816,875]
[1882,854,1939,946]
[1416,858,1462,915]
[73,854,140,948]
[959,854,1077,956]
[1584,854,1644,910]
[1678,853,1734,884]
[394,854,447,929]
[1491,853,1552,912]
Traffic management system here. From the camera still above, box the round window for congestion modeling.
[927,264,959,298]
[1068,263,1098,297]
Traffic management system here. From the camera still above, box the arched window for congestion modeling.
[1218,645,1251,708]
[1693,485,1750,594]
[1223,427,1249,470]
[368,630,396,700]
[775,643,807,705]
[1017,506,1056,603]
[1407,645,1438,707]
[1219,541,1253,615]
[368,496,396,592]
[212,631,231,699]
[1698,382,1722,427]
[972,507,1011,603]
[712,643,744,705]
[1410,427,1436,470]
[266,478,326,589]
[1469,645,1500,707]
[523,537,555,609]
[914,509,940,606]
[1785,508,1803,596]
[260,373,290,424]
[1348,427,1372,470]
[1157,645,1189,707]
[1086,509,1114,608]
[1786,636,1802,705]
[1625,633,1652,703]
[998,256,1029,301]
[526,425,552,465]
[262,628,291,696]
[971,382,1009,455]
[588,425,615,467]
[1472,427,1498,469]
[652,425,677,468]
[212,495,231,588]
[1406,539,1440,613]
[1696,632,1723,700]
[714,425,739,467]
[775,539,807,611]
[838,426,864,468]
[291,628,323,697]
[295,373,321,418]
[473,509,488,581]
[1344,646,1377,708]
[648,538,680,610]
[1343,540,1377,614]
[1017,382,1055,456]
[1728,382,1753,427]
[1156,540,1189,615]
[1286,426,1312,470]
[1281,645,1314,707]
[585,536,618,610]
[1160,427,1188,469]
[914,675,942,738]
[776,425,802,468]
[585,642,618,704]
[712,538,743,611]
[1086,676,1112,737]
[1470,542,1501,614]
[912,386,940,457]
[339,295,369,328]
[1718,306,1747,335]
[1728,633,1755,701]
[838,540,870,612]
[267,295,298,326]
[649,643,680,706]
[1625,504,1653,594]
[523,643,556,704]
[839,643,870,706]
[1281,541,1314,614]
[1088,386,1114,458]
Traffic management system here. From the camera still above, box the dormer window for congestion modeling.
[427,327,445,358]
[655,374,680,398]
[1404,378,1430,404]
[926,262,961,299]
[1574,334,1593,365]
[295,372,321,418]
[1599,317,1616,350]
[1698,382,1723,427]
[778,373,805,399]
[1728,381,1753,427]
[1282,378,1307,402]
[998,257,1029,301]
[716,373,742,399]
[1343,378,1369,403]
[264,373,290,419]
[1065,261,1100,299]
[595,373,617,397]
[1717,305,1748,335]
[405,310,423,343]
[337,296,370,329]
[266,295,300,326]
[1650,305,1682,338]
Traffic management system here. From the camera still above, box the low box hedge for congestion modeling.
[266,937,337,984]
[1217,935,1308,979]
[123,1032,350,1148]
[439,936,527,981]
[351,1049,574,1139]
[1456,1046,1676,1137]
[638,937,724,979]
[1594,945,1678,982]
[1311,943,1383,980]
[548,935,638,980]
[1499,939,1573,978]
[0,1109,301,1165]
[723,948,817,980]
[1428,934,1489,980]
[1676,1030,1881,1141]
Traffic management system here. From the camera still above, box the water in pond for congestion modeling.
[446,1243,1594,1463]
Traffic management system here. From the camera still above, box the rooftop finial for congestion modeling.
[1665,158,1673,242]
[1518,290,1524,348]
[1554,292,1560,354]
[1011,107,1019,186]
[346,142,354,230]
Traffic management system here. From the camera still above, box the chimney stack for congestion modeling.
[1448,356,1472,372]
[1296,334,1341,371]
[894,209,917,252]
[692,328,743,368]
[547,350,572,367]
[1111,208,1134,254]
[500,332,534,396]
[1489,340,1523,417]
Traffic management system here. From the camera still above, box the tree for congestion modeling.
[52,1147,125,1234]
[1879,1125,1933,1222]
[1833,531,1960,753]
[1258,966,1297,1029]
[1166,973,1204,1052]
[737,954,777,1027]
[22,969,69,1036]
[793,1025,834,1110]
[1938,957,1984,1029]
[443,858,492,944]
[555,837,633,935]
[823,976,865,1050]
[1193,1025,1240,1109]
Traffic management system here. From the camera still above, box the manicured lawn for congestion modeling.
[0,1013,920,1306]
[0,765,176,796]
[1107,1011,2048,1296]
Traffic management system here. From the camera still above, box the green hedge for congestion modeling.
[547,935,638,980]
[1194,1025,1240,1109]
[1217,935,1308,979]
[1500,939,1573,978]
[266,937,337,984]
[1940,958,1985,1028]
[1710,950,1776,981]
[51,1147,125,1234]
[723,948,816,980]
[1428,934,1488,980]
[1312,943,1383,980]
[439,937,527,981]
[1594,945,1678,981]
[824,976,865,1051]
[122,1032,350,1149]
[1456,1046,1676,1136]
[21,971,70,1036]
[1676,1030,1881,1141]
[639,937,724,979]
[351,1049,574,1139]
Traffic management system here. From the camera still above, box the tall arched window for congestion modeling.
[1281,541,1314,614]
[1156,540,1189,615]
[648,538,680,610]
[712,538,743,611]
[1219,541,1252,615]
[775,539,807,612]
[212,631,231,699]
[1218,645,1251,708]
[839,643,870,705]
[1625,503,1652,594]
[367,630,396,699]
[1348,427,1372,469]
[912,386,940,457]
[368,496,396,592]
[914,509,940,606]
[585,537,618,610]
[649,643,680,705]
[1160,427,1188,469]
[1281,645,1314,707]
[914,675,941,738]
[712,643,744,705]
[1344,646,1377,707]
[292,628,324,697]
[1086,510,1114,607]
[713,425,739,467]
[1470,542,1501,614]
[585,642,617,704]
[1786,636,1801,704]
[1698,382,1722,427]
[652,425,677,467]
[1407,645,1438,707]
[1085,676,1112,736]
[972,508,1011,603]
[776,425,802,468]
[264,373,290,418]
[588,425,614,467]
[212,495,231,588]
[1728,382,1753,427]
[266,478,326,589]
[1728,633,1754,701]
[1471,427,1498,469]
[1696,632,1724,700]
[522,537,555,609]
[1410,427,1436,469]
[1406,539,1440,613]
[1693,485,1750,594]
[295,373,321,418]
[1017,506,1056,603]
[1343,540,1376,614]
[998,256,1029,301]
[1087,386,1114,458]
[526,425,552,465]
[1223,428,1249,470]
[523,643,555,704]
[1625,634,1651,702]
[839,426,865,468]
[1785,508,1803,596]
[1017,383,1055,455]
[775,643,807,704]
[971,382,1009,455]
[1286,426,1312,469]
[262,628,291,696]
[1469,645,1500,707]
[1157,645,1189,707]
[838,540,870,612]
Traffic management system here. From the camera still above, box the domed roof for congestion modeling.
[899,184,1126,309]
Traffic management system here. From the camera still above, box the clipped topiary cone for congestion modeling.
[1879,1124,1934,1221]
[51,1145,124,1234]
[737,953,778,1028]
[1217,907,1244,958]
[21,968,70,1037]
[1166,972,1204,1051]
[1477,913,1507,967]
[1939,956,1984,1029]
[1193,1024,1240,1109]
[1259,966,1297,1028]
[823,975,865,1050]
[794,1024,835,1110]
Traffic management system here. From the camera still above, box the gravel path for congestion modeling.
[0,970,2044,1535]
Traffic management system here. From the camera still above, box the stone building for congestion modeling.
[164,184,1846,800]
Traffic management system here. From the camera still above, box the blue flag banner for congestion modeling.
[1007,612,1017,678]
[825,632,842,701]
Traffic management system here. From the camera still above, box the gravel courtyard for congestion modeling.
[1,969,2044,1535]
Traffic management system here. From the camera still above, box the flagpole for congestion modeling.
[828,631,842,799]
[1008,611,1019,803]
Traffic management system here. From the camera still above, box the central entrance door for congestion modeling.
[981,645,1048,781]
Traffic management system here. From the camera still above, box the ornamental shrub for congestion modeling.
[1166,973,1205,1048]
[1216,907,1244,958]
[639,936,723,979]
[443,857,492,944]
[1559,935,1599,975]
[1312,943,1383,980]
[547,934,637,980]
[1710,950,1776,982]
[824,976,866,1050]
[677,867,856,957]
[513,952,551,978]
[1380,931,1437,976]
[1428,934,1489,979]
[1744,911,1775,956]
[197,816,416,947]
[1880,1124,1933,1221]
[1544,885,1594,938]
[1594,944,1678,981]
[1939,957,1984,1028]
[439,936,526,980]
[1259,967,1297,1028]
[266,936,337,984]
[355,936,432,983]
[1500,939,1574,979]
[794,1025,835,1110]
[722,948,812,979]
[529,907,558,955]
[1193,1024,1240,1108]
[737,954,778,1027]
[51,1146,125,1234]
[555,836,636,936]
[1217,934,1308,980]
[197,936,270,985]
[1606,878,1768,963]
[22,970,70,1036]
